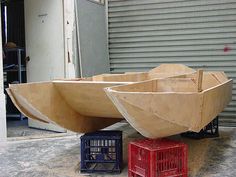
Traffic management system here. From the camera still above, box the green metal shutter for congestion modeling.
[108,0,236,126]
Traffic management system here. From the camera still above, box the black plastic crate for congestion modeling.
[181,116,219,139]
[80,130,123,173]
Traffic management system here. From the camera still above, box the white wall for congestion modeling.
[63,0,77,78]
[0,93,6,142]
[0,9,7,142]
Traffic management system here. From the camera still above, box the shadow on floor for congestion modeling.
[7,118,61,138]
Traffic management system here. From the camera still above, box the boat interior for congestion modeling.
[57,64,196,82]
[108,71,230,93]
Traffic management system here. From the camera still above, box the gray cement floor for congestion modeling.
[0,122,236,177]
[7,119,61,138]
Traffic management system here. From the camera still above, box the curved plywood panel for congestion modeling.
[7,82,120,132]
[105,71,232,138]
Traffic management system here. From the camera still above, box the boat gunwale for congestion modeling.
[52,80,133,84]
[105,79,233,95]
[9,81,52,87]
[52,73,196,84]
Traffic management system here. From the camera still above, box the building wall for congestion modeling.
[76,0,110,77]
[0,93,6,141]
[0,8,7,141]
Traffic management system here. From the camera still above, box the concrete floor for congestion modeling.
[0,122,236,177]
[7,119,61,138]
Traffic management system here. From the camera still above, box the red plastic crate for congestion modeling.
[128,139,188,177]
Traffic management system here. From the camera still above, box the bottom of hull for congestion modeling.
[109,92,189,138]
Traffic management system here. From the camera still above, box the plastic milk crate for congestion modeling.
[181,116,219,139]
[80,130,122,173]
[128,139,188,177]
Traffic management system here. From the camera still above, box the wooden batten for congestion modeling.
[196,69,203,92]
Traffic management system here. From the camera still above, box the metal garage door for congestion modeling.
[108,0,236,126]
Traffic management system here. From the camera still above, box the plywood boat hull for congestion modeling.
[7,82,122,133]
[6,64,195,133]
[105,72,233,138]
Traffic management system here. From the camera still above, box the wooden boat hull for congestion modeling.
[105,72,233,138]
[7,82,124,133]
[6,64,195,133]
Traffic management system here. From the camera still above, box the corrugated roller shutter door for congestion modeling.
[108,0,236,126]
